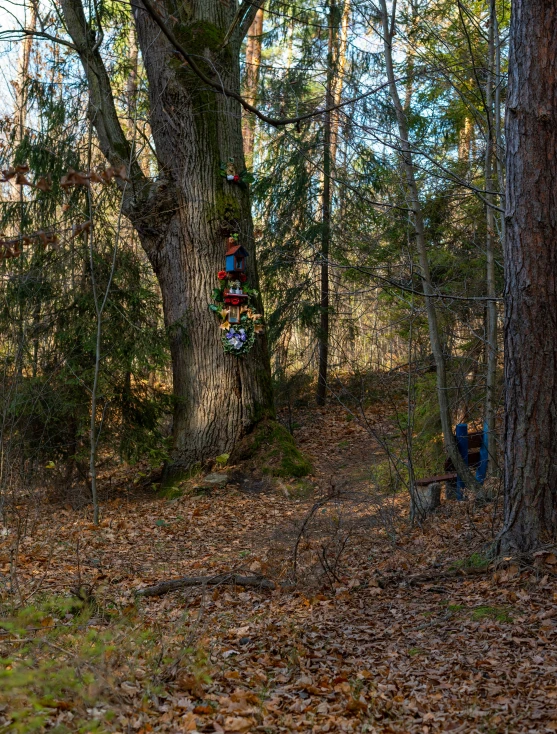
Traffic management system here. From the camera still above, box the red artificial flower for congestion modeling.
[217,270,227,280]
[233,174,240,182]
[231,297,240,305]
[239,273,247,282]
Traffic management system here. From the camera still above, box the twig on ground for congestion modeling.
[292,488,340,581]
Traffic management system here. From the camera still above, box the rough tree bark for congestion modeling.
[499,0,557,553]
[61,0,274,474]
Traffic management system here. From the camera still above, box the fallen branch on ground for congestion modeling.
[135,573,294,597]
[404,565,491,587]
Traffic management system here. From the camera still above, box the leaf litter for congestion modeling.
[1,403,557,733]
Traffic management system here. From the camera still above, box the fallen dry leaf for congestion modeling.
[223,716,254,731]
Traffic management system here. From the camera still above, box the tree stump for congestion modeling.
[412,482,441,521]
[446,480,458,500]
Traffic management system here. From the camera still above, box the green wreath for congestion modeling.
[221,315,256,356]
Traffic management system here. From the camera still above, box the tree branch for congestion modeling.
[135,573,294,597]
[0,28,77,51]
[59,0,145,188]
[139,0,395,128]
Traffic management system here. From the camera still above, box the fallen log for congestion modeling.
[135,573,287,597]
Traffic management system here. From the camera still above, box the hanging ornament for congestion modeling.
[219,158,255,187]
[208,234,264,355]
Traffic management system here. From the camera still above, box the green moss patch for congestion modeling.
[158,462,204,498]
[448,552,490,572]
[233,420,313,478]
[0,594,210,732]
[174,20,225,55]
[471,606,513,623]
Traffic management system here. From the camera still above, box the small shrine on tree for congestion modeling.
[209,234,264,355]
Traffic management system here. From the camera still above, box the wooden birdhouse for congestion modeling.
[225,240,249,275]
[224,286,249,324]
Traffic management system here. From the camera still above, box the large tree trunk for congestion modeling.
[135,5,274,473]
[498,0,557,553]
[62,0,274,474]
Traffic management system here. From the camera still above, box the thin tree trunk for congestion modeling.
[15,4,38,375]
[14,2,36,145]
[14,6,36,380]
[88,143,126,524]
[499,0,557,553]
[126,20,139,122]
[493,4,505,242]
[316,0,337,406]
[330,0,350,166]
[379,0,480,491]
[242,7,264,167]
[484,0,498,476]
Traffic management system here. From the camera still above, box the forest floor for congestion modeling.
[2,400,557,733]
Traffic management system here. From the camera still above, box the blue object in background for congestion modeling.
[455,423,468,500]
[476,421,489,484]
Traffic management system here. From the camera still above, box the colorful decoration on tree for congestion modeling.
[219,158,254,187]
[209,234,264,356]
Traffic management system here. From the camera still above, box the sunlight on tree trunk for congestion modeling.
[316,0,338,406]
[243,8,264,168]
[14,2,36,146]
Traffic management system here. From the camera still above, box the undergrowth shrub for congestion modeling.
[0,594,206,732]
